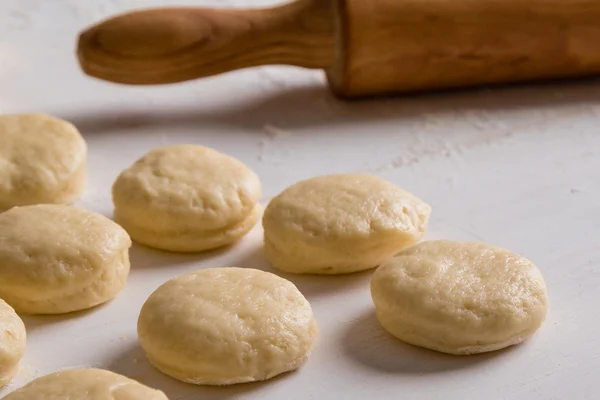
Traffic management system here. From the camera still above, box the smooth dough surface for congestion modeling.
[112,145,261,252]
[0,300,26,387]
[0,204,132,315]
[138,267,318,385]
[263,174,431,274]
[1,368,168,399]
[0,114,86,211]
[371,240,548,355]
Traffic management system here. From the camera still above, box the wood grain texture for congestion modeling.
[77,0,335,85]
[327,0,600,97]
[78,0,600,97]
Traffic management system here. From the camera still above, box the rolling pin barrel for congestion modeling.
[327,0,600,97]
[77,0,600,98]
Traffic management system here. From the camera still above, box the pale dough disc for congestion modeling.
[138,267,318,385]
[1,368,168,399]
[0,300,26,387]
[112,145,262,252]
[0,204,132,315]
[371,240,549,355]
[0,114,86,211]
[262,174,431,274]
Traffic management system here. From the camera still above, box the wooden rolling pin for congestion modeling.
[77,0,600,98]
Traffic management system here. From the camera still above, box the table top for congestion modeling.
[1,1,599,399]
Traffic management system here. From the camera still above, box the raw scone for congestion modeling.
[1,368,168,399]
[371,240,549,355]
[112,145,261,252]
[0,114,86,211]
[138,267,318,385]
[263,174,431,274]
[0,204,132,315]
[0,300,26,387]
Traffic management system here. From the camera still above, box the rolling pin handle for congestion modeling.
[77,1,335,85]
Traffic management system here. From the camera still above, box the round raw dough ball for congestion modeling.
[0,114,86,211]
[0,300,26,387]
[263,174,431,274]
[371,240,549,355]
[1,368,168,399]
[112,145,261,252]
[0,204,132,315]
[138,267,318,385]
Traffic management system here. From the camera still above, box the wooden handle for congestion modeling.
[77,0,335,85]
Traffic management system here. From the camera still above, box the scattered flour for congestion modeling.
[263,123,292,139]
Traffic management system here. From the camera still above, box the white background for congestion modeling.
[1,1,599,399]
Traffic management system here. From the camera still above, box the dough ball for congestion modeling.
[0,114,86,211]
[138,267,318,385]
[371,240,549,355]
[263,174,431,274]
[1,368,168,399]
[0,204,132,315]
[112,145,261,252]
[0,300,26,387]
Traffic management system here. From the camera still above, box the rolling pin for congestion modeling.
[77,0,600,98]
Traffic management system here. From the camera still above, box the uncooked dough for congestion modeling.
[0,114,86,211]
[262,174,431,274]
[1,368,168,399]
[371,240,549,355]
[112,145,261,252]
[0,204,132,315]
[138,267,318,385]
[0,300,26,387]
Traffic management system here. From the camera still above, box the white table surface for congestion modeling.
[1,1,599,399]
